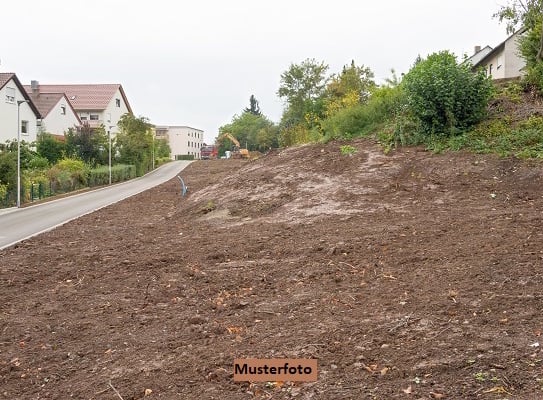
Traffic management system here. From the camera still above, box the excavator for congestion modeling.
[217,133,249,159]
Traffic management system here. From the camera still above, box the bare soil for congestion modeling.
[1,138,543,399]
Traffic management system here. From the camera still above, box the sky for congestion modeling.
[2,0,509,143]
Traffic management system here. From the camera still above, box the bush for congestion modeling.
[56,158,88,186]
[27,156,50,170]
[403,51,493,136]
[88,164,137,186]
[279,124,312,147]
[175,155,195,161]
[155,157,171,167]
[321,84,406,141]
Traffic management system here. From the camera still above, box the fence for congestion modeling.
[0,164,137,208]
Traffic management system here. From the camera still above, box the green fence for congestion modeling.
[1,164,137,208]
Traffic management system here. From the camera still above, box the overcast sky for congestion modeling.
[2,0,508,143]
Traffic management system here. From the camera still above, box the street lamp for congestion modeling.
[108,126,115,185]
[152,131,155,170]
[16,100,29,208]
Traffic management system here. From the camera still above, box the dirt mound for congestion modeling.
[1,139,543,399]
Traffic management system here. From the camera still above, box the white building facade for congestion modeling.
[472,30,526,80]
[25,83,132,135]
[155,125,204,160]
[0,74,41,145]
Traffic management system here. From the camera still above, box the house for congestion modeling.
[24,82,133,135]
[465,45,493,67]
[0,73,41,145]
[25,81,81,136]
[154,125,204,160]
[471,29,526,79]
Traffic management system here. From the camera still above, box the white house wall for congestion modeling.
[482,52,506,79]
[0,80,38,144]
[78,88,130,135]
[480,32,526,79]
[42,98,80,135]
[504,37,526,78]
[104,88,131,134]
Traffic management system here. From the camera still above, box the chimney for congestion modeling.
[474,45,481,54]
[31,80,39,95]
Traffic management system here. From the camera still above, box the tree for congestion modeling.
[324,61,375,116]
[403,51,493,135]
[64,123,108,166]
[36,133,65,165]
[494,1,543,90]
[116,114,154,176]
[244,95,262,116]
[278,58,329,127]
[154,138,171,159]
[494,1,542,52]
[219,112,278,154]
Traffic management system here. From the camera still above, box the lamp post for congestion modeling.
[108,126,115,185]
[16,100,29,208]
[152,131,155,170]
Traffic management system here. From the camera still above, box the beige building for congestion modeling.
[155,125,204,160]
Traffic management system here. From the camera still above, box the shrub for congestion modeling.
[321,84,406,141]
[155,157,171,167]
[27,156,50,170]
[403,51,493,136]
[88,164,137,186]
[279,124,312,147]
[56,158,88,186]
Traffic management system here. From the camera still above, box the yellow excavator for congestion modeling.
[217,133,249,159]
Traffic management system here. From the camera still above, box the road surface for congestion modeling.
[0,161,191,250]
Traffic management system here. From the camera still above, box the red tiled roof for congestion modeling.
[0,73,16,90]
[24,91,82,123]
[26,92,63,117]
[23,84,133,113]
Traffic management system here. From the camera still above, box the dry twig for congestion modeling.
[108,381,125,400]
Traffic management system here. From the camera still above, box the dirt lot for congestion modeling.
[1,138,543,399]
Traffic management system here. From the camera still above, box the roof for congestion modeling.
[23,83,133,113]
[0,73,42,118]
[155,125,203,131]
[465,45,493,66]
[25,91,81,123]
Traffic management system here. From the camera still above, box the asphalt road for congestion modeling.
[0,161,192,250]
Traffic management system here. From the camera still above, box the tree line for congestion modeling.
[219,1,543,151]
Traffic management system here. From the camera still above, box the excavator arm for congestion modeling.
[217,133,249,158]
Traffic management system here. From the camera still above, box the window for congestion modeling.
[489,64,493,76]
[80,116,88,120]
[21,120,28,135]
[5,87,15,103]
[116,98,121,107]
[90,114,99,120]
[61,106,66,115]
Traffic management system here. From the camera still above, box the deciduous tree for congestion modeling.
[116,114,154,176]
[278,58,329,127]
